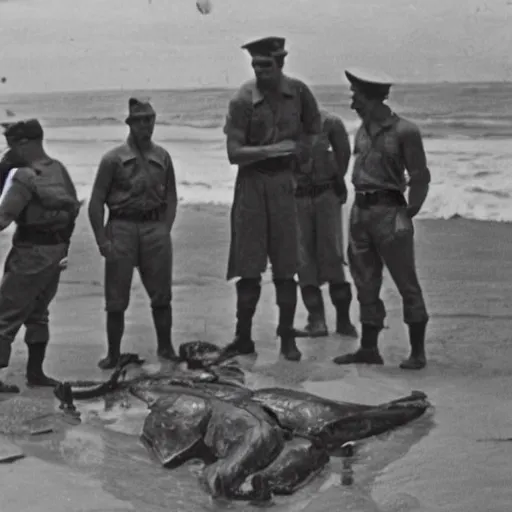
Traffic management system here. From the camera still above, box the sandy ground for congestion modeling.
[1,203,512,511]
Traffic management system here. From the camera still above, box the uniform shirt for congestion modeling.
[224,75,321,166]
[93,137,175,214]
[298,109,350,186]
[352,106,431,193]
[0,163,74,274]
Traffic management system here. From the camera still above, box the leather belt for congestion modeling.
[354,190,407,208]
[295,182,334,198]
[15,226,72,245]
[243,156,294,173]
[109,205,166,222]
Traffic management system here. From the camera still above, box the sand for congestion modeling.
[1,203,511,511]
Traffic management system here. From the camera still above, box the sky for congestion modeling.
[0,0,511,93]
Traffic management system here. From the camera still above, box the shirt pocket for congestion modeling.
[248,109,271,144]
[277,102,301,139]
[146,159,167,199]
[116,159,137,192]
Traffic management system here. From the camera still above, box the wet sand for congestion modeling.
[1,204,512,512]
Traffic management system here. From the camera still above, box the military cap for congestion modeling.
[125,97,156,124]
[2,118,44,143]
[344,67,394,87]
[241,37,288,58]
[344,67,393,98]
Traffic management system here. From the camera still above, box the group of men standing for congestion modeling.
[0,98,179,393]
[0,35,431,393]
[222,36,431,370]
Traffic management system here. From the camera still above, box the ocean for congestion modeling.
[1,81,512,221]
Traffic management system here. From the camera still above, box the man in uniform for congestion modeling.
[0,119,80,393]
[332,68,430,370]
[294,107,357,338]
[222,36,322,362]
[88,98,178,369]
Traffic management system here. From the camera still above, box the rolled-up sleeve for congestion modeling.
[401,124,431,186]
[299,84,322,135]
[224,97,250,143]
[90,154,115,203]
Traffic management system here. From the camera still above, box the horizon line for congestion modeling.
[0,79,511,97]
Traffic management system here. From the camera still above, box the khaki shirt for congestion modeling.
[352,106,431,192]
[224,75,322,167]
[94,137,173,213]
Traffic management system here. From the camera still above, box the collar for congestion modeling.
[251,75,295,105]
[362,104,398,138]
[368,104,397,128]
[119,136,165,167]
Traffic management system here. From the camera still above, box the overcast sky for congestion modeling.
[0,0,511,93]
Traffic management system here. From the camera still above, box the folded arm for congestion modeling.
[225,97,298,166]
[225,98,271,166]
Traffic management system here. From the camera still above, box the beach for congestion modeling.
[1,203,512,512]
[0,83,511,511]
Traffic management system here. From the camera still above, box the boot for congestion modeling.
[0,380,19,393]
[26,343,59,387]
[277,326,302,362]
[153,306,180,362]
[220,278,260,358]
[332,324,383,365]
[400,321,427,370]
[0,365,19,393]
[98,312,123,370]
[295,286,328,338]
[220,322,256,359]
[329,282,358,338]
[275,279,302,362]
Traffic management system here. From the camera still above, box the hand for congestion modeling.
[333,178,348,204]
[98,240,114,259]
[270,139,297,157]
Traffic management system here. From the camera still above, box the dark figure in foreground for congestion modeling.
[332,69,430,370]
[88,98,179,369]
[222,37,322,362]
[54,340,431,502]
[0,119,80,392]
[295,108,357,338]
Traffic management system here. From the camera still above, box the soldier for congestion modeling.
[0,119,81,393]
[88,98,178,369]
[294,108,358,338]
[333,68,430,370]
[222,36,322,362]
